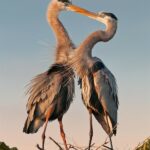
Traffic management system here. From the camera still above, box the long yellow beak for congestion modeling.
[66,4,98,20]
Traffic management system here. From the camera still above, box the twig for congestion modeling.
[68,143,86,150]
[68,144,79,150]
[36,144,44,150]
[95,136,110,150]
[84,143,95,150]
[49,137,64,150]
[102,145,112,150]
[49,136,85,150]
[95,124,118,150]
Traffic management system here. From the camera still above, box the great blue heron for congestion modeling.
[23,0,75,149]
[66,4,119,150]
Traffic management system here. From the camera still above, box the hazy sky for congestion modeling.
[0,0,150,149]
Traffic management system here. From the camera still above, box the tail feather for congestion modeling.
[93,112,117,136]
[23,117,44,134]
[105,114,117,136]
[93,112,111,135]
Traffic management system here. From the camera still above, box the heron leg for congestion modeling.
[58,116,68,150]
[41,107,53,150]
[88,109,93,150]
[105,112,114,150]
[42,119,48,150]
[109,136,114,150]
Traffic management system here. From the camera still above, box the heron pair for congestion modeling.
[23,0,119,150]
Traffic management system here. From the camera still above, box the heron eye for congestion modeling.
[97,13,105,18]
[101,14,105,18]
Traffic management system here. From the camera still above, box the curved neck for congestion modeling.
[47,2,74,62]
[78,21,117,57]
[66,4,117,57]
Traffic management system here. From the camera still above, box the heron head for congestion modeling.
[97,12,118,24]
[58,0,72,4]
[57,0,72,7]
[50,0,72,11]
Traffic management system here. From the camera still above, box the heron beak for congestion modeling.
[65,4,97,20]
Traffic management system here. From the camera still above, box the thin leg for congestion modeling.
[41,117,49,150]
[109,136,113,150]
[58,116,68,150]
[88,110,93,150]
[41,107,53,150]
[105,112,114,150]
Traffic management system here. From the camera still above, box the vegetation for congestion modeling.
[0,142,18,150]
[135,137,150,150]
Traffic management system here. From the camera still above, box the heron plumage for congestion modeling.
[79,59,118,135]
[66,6,119,149]
[23,64,74,133]
[23,1,75,149]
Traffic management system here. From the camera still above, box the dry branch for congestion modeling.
[49,137,64,150]
[47,136,111,150]
[36,144,44,150]
[36,124,118,150]
[36,135,113,150]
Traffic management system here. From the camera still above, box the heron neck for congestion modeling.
[78,22,117,58]
[47,2,74,63]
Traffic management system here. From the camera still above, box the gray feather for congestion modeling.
[23,64,75,133]
[79,59,118,135]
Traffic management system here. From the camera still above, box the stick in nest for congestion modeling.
[95,124,118,150]
[49,137,96,150]
[36,144,44,150]
[49,137,64,150]
[36,127,118,150]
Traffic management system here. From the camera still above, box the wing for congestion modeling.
[27,71,62,113]
[26,63,75,114]
[93,66,119,134]
[23,67,64,133]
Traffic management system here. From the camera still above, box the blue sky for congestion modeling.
[0,0,150,149]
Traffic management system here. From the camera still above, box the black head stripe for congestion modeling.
[58,0,70,3]
[103,12,118,20]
